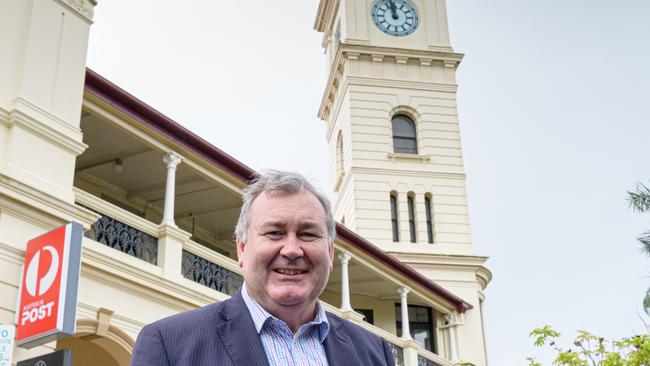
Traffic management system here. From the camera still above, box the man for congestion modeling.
[131,170,395,366]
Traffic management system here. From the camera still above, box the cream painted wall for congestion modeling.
[0,0,92,204]
[329,74,474,254]
[397,256,490,365]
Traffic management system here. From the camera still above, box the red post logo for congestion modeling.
[16,223,82,348]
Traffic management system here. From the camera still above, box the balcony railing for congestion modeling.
[418,355,442,366]
[86,212,158,265]
[389,343,405,366]
[181,249,243,295]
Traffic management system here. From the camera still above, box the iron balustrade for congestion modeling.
[418,355,442,366]
[388,343,405,366]
[86,212,158,265]
[181,250,243,295]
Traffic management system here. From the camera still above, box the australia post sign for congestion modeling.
[16,222,83,348]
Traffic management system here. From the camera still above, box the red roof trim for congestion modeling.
[84,68,255,183]
[336,224,473,313]
[83,68,472,313]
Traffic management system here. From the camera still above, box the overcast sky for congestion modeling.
[86,1,650,364]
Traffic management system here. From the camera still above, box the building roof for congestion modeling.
[83,68,473,313]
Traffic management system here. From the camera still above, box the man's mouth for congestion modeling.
[274,268,307,275]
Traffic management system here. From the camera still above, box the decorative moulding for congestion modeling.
[389,105,422,120]
[183,239,242,275]
[75,187,158,237]
[0,172,98,229]
[158,223,191,243]
[350,166,466,180]
[387,153,431,162]
[339,310,365,322]
[334,172,345,192]
[56,0,97,22]
[7,98,88,156]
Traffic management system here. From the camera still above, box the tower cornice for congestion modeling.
[314,0,340,32]
[318,44,464,122]
[57,0,98,23]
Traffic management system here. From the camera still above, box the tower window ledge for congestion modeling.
[387,153,431,162]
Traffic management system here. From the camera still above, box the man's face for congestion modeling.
[237,190,334,314]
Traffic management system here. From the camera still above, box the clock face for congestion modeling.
[371,0,419,37]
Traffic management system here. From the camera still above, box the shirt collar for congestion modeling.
[241,283,330,341]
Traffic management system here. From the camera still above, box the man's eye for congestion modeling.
[299,232,319,241]
[265,231,284,239]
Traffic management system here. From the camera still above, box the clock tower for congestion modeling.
[314,1,491,364]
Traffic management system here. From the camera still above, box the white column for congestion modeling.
[161,152,182,226]
[444,314,460,363]
[338,252,352,311]
[398,286,411,339]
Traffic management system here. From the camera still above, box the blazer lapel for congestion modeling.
[323,315,358,366]
[216,291,270,366]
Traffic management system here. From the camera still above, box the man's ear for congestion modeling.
[236,237,245,267]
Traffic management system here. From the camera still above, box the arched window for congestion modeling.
[390,193,399,242]
[336,130,344,177]
[425,194,434,244]
[407,194,416,243]
[392,115,417,154]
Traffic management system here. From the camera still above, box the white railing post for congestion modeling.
[158,151,187,278]
[338,252,352,311]
[157,224,190,277]
[398,286,411,340]
[444,313,460,363]
[161,152,182,227]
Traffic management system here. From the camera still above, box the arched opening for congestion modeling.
[56,318,134,366]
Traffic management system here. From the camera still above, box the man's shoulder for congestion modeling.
[131,296,244,365]
[324,312,395,366]
[148,298,229,333]
[325,311,384,343]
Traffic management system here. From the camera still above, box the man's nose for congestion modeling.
[280,233,304,259]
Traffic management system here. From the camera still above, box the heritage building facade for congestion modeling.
[0,0,490,365]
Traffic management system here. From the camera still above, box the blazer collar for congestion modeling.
[218,291,357,366]
[216,290,270,366]
[323,313,358,366]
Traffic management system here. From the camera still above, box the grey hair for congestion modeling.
[234,170,336,246]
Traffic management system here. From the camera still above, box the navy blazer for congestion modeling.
[131,290,395,366]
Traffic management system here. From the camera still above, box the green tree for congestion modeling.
[628,182,650,314]
[628,182,650,253]
[527,326,650,365]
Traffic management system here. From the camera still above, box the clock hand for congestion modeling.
[389,0,398,19]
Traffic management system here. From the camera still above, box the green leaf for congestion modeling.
[530,325,561,347]
[628,181,650,212]
[638,231,650,256]
[526,356,542,366]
